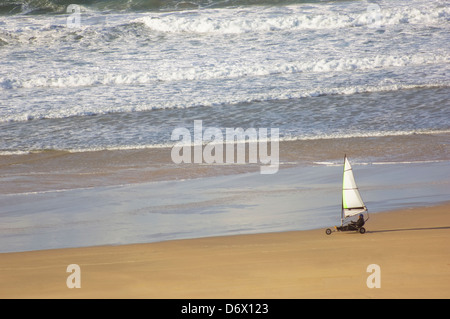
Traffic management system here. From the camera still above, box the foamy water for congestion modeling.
[0,0,449,155]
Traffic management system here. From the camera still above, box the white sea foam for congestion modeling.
[0,150,31,156]
[0,81,447,124]
[372,160,448,165]
[137,3,450,34]
[0,1,447,46]
[1,53,447,90]
[2,128,448,156]
[314,159,450,167]
[0,0,449,154]
[280,129,450,142]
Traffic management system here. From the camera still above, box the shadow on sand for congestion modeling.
[367,226,450,234]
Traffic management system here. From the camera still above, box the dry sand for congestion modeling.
[0,202,449,299]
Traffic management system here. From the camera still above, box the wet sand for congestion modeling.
[1,133,449,194]
[1,203,449,299]
[1,133,449,298]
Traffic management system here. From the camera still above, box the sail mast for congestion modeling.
[341,155,346,226]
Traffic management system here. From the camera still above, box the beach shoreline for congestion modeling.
[1,132,449,195]
[1,133,449,253]
[1,133,449,298]
[1,0,449,301]
[0,202,449,299]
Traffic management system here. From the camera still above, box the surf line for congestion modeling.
[171,120,279,174]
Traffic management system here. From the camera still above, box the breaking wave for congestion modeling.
[1,82,448,123]
[0,0,337,15]
[1,53,448,90]
[137,4,450,34]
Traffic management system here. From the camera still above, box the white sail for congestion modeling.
[342,156,367,218]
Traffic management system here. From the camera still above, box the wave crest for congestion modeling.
[1,82,448,123]
[0,0,329,15]
[137,3,450,34]
[1,52,448,90]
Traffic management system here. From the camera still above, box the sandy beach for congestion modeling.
[1,0,449,302]
[1,136,449,299]
[1,202,449,299]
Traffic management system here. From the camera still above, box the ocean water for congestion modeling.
[0,0,449,154]
[1,0,450,253]
[1,161,449,253]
